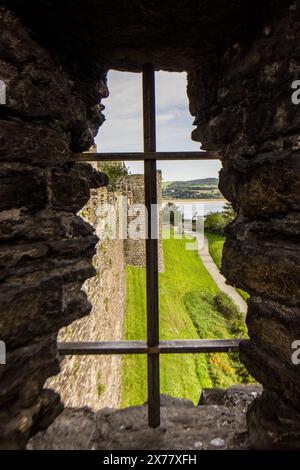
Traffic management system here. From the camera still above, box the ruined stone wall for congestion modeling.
[0,9,108,448]
[188,2,300,448]
[124,172,164,272]
[47,187,125,410]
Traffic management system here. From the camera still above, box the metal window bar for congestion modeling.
[60,63,249,427]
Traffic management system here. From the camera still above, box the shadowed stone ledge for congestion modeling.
[28,388,262,450]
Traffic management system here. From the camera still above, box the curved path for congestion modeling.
[187,232,247,315]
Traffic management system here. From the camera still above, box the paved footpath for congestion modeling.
[186,232,247,315]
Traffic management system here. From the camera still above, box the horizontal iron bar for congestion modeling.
[58,341,148,355]
[58,339,246,355]
[70,151,220,162]
[156,339,245,353]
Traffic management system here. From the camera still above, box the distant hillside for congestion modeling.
[162,178,221,200]
[163,178,218,188]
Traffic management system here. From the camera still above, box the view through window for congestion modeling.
[49,71,251,416]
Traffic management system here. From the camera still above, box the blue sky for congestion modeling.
[95,71,221,181]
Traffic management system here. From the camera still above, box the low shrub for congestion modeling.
[213,291,240,319]
[183,290,253,386]
[204,202,236,235]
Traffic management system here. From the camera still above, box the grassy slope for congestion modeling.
[121,232,249,408]
[205,232,249,301]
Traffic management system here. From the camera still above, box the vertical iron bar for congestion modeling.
[143,63,160,428]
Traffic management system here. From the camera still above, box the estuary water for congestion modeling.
[162,199,226,216]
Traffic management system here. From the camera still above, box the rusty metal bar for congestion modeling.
[70,151,220,162]
[156,339,244,354]
[58,341,148,355]
[143,63,160,428]
[58,339,246,355]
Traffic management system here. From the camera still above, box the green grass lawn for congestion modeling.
[205,232,249,302]
[121,231,251,408]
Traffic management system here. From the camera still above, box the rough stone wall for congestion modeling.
[0,9,108,448]
[47,187,125,410]
[188,2,300,448]
[124,172,164,272]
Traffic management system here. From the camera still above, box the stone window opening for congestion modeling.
[1,1,299,451]
[47,64,251,434]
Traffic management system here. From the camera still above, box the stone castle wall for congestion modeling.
[124,172,164,272]
[46,186,126,410]
[0,8,109,449]
[187,2,300,448]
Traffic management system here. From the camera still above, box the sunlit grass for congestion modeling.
[121,231,251,407]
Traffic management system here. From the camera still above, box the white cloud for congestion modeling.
[95,70,221,180]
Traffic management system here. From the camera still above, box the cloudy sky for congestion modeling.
[95,71,221,181]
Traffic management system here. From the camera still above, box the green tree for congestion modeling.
[102,162,128,191]
[204,202,236,235]
[204,212,227,235]
[223,202,236,223]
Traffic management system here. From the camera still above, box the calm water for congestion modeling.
[162,199,226,216]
